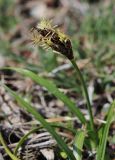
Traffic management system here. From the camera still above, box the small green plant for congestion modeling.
[31,19,95,133]
[0,19,115,160]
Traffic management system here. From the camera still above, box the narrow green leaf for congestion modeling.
[6,67,86,124]
[0,132,20,160]
[14,127,41,155]
[73,128,86,160]
[14,124,76,155]
[3,84,76,160]
[96,100,115,160]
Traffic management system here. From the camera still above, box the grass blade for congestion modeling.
[5,67,86,124]
[14,124,76,155]
[96,100,115,160]
[14,127,41,155]
[3,84,76,160]
[73,128,86,160]
[0,132,20,160]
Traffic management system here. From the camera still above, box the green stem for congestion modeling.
[0,132,20,160]
[70,59,95,132]
[14,124,76,155]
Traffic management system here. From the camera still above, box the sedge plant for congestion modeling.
[31,19,95,135]
[1,19,115,160]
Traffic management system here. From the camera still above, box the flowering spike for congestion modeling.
[37,18,53,30]
[53,25,58,29]
[30,19,74,60]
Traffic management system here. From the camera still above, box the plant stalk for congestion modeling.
[0,132,20,160]
[70,59,95,132]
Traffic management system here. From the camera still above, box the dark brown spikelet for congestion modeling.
[31,19,74,60]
